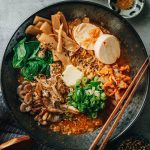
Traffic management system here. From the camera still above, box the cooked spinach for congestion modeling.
[12,37,53,80]
[68,77,107,118]
[21,51,53,80]
[13,38,27,68]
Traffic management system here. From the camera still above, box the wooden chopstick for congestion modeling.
[89,56,149,150]
[0,136,30,149]
[99,58,149,150]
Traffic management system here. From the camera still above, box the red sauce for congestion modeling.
[50,114,103,135]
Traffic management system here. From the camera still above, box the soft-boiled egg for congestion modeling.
[94,34,120,64]
[73,23,102,50]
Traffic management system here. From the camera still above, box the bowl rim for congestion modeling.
[1,0,149,149]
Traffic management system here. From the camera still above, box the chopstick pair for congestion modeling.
[89,56,150,150]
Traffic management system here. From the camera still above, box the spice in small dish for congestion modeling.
[116,0,134,10]
[108,0,145,18]
[118,137,150,150]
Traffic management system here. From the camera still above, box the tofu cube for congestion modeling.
[62,65,83,87]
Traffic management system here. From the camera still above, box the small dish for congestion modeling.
[108,0,145,18]
[118,135,150,150]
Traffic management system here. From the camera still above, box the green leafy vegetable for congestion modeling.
[13,38,27,68]
[68,77,107,118]
[26,41,41,60]
[21,51,53,80]
[12,37,53,80]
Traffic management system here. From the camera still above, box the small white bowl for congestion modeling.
[108,0,145,18]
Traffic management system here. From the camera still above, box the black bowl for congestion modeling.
[1,1,149,149]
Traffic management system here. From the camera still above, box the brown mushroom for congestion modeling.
[24,93,32,104]
[20,103,31,112]
[47,106,63,114]
[60,104,79,114]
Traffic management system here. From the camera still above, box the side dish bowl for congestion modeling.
[1,1,149,149]
[108,0,145,18]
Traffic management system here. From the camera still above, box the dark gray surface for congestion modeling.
[0,0,150,150]
[106,86,150,149]
[2,1,149,149]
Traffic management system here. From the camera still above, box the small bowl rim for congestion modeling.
[108,0,145,19]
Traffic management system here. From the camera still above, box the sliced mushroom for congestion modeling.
[20,103,27,112]
[47,113,52,121]
[25,105,32,112]
[24,93,32,104]
[38,108,46,117]
[51,85,64,102]
[42,112,49,121]
[42,97,50,107]
[20,103,31,112]
[33,100,43,107]
[47,106,63,114]
[35,82,42,96]
[18,91,26,99]
[40,120,47,125]
[60,104,79,114]
[23,84,32,92]
[32,107,42,113]
[22,81,30,86]
[17,85,23,95]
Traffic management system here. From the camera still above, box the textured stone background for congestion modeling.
[0,0,149,149]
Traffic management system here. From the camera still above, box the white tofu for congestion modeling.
[62,65,83,87]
